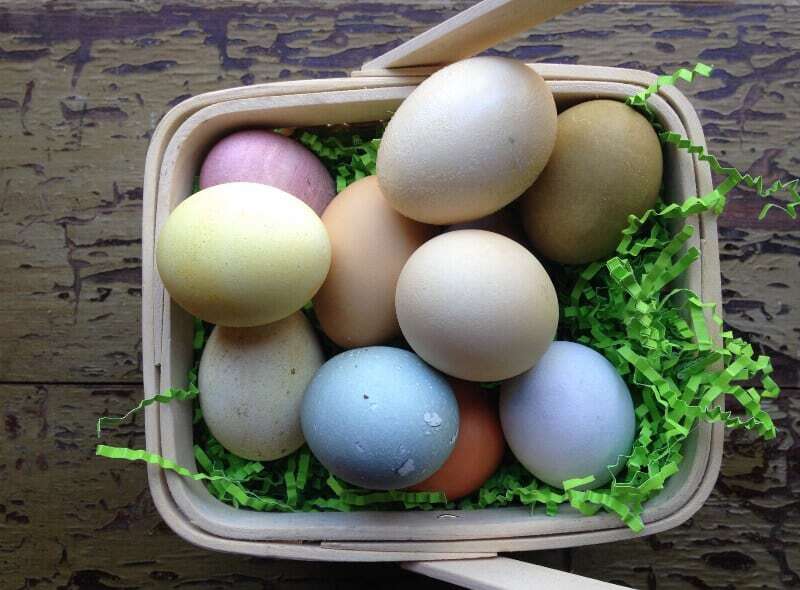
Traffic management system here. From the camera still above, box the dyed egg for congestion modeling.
[199,130,335,215]
[408,380,505,501]
[521,100,663,264]
[499,341,636,489]
[448,206,527,244]
[377,57,557,224]
[314,176,437,348]
[199,312,324,461]
[156,182,331,327]
[300,347,458,489]
[396,230,558,382]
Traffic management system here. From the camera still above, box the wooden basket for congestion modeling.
[141,0,722,570]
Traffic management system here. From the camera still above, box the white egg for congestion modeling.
[377,56,557,225]
[395,230,558,382]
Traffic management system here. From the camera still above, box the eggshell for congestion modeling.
[156,182,331,327]
[300,346,459,490]
[199,130,335,215]
[521,100,663,264]
[448,206,527,244]
[499,341,636,489]
[314,176,438,348]
[198,312,324,461]
[377,56,557,224]
[408,380,505,500]
[395,230,558,382]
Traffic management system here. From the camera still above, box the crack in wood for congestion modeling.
[0,1,797,587]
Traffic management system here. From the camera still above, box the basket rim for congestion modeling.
[142,64,723,561]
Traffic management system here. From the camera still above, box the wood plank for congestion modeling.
[0,1,797,383]
[1,2,797,585]
[571,391,800,589]
[4,383,795,587]
[720,228,800,388]
[1,384,467,588]
[403,557,627,589]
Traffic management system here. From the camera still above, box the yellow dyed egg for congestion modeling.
[156,182,331,327]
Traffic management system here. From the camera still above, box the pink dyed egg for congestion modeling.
[199,130,335,215]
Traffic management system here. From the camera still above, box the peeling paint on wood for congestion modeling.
[0,1,797,588]
[0,384,470,588]
[0,0,797,384]
[572,392,800,589]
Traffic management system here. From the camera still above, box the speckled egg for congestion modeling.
[300,346,459,490]
[396,230,558,382]
[156,182,331,327]
[199,312,324,461]
[377,57,557,224]
[499,341,636,489]
[199,130,335,215]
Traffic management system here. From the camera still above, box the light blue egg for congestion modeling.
[301,346,459,490]
[499,341,636,489]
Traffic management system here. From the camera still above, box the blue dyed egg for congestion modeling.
[499,341,636,489]
[301,346,459,490]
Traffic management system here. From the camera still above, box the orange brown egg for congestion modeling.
[408,379,506,501]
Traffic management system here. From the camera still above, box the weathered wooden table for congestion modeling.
[2,1,798,588]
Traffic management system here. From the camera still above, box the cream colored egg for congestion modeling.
[314,176,438,348]
[199,312,324,461]
[156,182,331,327]
[377,56,557,225]
[396,230,559,382]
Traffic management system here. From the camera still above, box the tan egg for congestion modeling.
[396,230,558,382]
[520,100,663,264]
[314,176,437,348]
[156,182,331,327]
[377,57,557,225]
[198,312,324,461]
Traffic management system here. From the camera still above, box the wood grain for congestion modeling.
[1,383,459,588]
[1,383,566,588]
[572,392,800,589]
[0,1,797,588]
[0,0,797,384]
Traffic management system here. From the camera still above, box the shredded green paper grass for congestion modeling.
[296,128,381,193]
[98,64,797,532]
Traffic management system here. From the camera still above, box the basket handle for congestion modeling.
[360,0,588,73]
[403,557,628,589]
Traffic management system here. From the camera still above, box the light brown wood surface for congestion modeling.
[1,1,798,588]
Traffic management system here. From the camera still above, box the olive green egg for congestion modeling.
[520,100,663,265]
